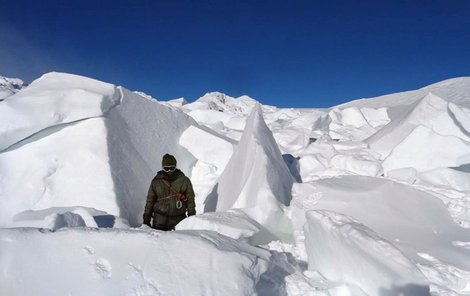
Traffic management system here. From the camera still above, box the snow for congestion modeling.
[366,93,470,160]
[0,227,270,296]
[0,76,25,100]
[304,210,428,295]
[2,72,470,295]
[205,104,295,241]
[0,72,197,227]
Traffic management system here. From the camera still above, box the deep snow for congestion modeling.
[1,73,470,295]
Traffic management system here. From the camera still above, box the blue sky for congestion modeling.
[1,0,469,108]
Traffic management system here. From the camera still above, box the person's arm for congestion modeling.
[143,180,157,225]
[185,177,196,216]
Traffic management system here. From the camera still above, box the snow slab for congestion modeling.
[367,93,470,160]
[291,176,470,270]
[0,72,119,151]
[416,167,470,192]
[304,210,429,295]
[382,125,470,172]
[0,227,270,296]
[290,176,470,294]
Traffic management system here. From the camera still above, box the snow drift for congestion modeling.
[0,227,270,296]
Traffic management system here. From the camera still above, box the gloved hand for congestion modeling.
[143,213,152,226]
[187,209,196,217]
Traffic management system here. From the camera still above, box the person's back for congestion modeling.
[143,154,195,230]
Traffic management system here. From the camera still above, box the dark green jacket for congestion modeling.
[143,169,195,225]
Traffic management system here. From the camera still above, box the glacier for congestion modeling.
[1,72,470,295]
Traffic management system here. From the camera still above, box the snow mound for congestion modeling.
[0,76,25,100]
[0,72,197,227]
[304,210,428,295]
[0,227,270,296]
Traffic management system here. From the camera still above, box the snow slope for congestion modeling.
[1,72,470,295]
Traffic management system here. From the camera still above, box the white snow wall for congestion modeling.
[105,88,197,225]
[0,73,197,226]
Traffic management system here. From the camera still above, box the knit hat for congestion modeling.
[162,153,177,167]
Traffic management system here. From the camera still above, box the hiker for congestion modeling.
[143,153,196,230]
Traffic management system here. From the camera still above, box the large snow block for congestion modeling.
[291,175,470,272]
[0,72,197,227]
[0,72,120,151]
[0,228,270,296]
[382,125,470,172]
[209,104,294,214]
[304,210,429,295]
[367,93,470,159]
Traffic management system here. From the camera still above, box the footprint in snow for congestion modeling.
[94,258,112,279]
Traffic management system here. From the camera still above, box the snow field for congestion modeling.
[2,73,470,295]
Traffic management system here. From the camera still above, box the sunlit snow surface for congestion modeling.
[1,72,470,295]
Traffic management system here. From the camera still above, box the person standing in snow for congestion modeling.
[143,154,196,230]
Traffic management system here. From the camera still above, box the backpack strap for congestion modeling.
[161,180,188,202]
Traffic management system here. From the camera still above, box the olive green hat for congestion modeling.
[162,153,177,167]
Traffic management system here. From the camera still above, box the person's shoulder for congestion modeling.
[152,172,164,182]
[176,171,190,181]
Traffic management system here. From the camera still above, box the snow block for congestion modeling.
[0,73,198,227]
[291,175,470,272]
[0,72,119,151]
[416,167,470,192]
[367,93,470,160]
[382,125,470,172]
[304,210,429,295]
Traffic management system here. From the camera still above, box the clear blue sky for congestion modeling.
[1,0,469,108]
